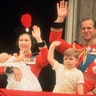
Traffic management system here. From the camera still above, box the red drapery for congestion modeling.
[0,88,93,96]
[0,88,81,96]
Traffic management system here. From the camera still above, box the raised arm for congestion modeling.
[48,41,61,67]
[32,25,48,68]
[55,0,69,23]
[32,25,43,44]
[49,0,71,54]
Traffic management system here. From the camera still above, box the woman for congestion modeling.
[11,25,48,81]
[0,13,48,90]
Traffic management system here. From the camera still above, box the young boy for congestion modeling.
[48,41,84,95]
[0,52,42,91]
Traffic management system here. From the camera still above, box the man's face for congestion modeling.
[80,19,96,41]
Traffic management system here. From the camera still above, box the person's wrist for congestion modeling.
[6,67,13,73]
[37,40,46,47]
[92,86,96,94]
[92,90,96,94]
[51,22,64,28]
[55,16,66,22]
[36,38,42,43]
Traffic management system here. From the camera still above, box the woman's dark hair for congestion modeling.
[17,33,36,47]
[15,26,39,53]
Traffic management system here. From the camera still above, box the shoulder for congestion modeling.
[53,61,63,70]
[72,41,80,45]
[75,68,83,74]
[72,41,84,50]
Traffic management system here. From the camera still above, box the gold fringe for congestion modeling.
[72,40,96,65]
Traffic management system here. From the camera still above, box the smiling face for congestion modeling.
[18,33,32,54]
[80,19,96,41]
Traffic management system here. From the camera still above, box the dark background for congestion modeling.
[0,0,64,91]
[0,0,59,53]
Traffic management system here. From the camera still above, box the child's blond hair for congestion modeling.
[64,48,79,59]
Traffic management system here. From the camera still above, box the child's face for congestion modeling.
[63,55,78,69]
[0,53,10,63]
